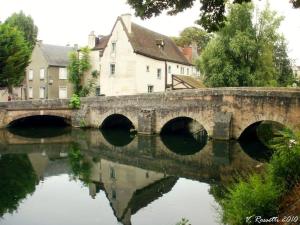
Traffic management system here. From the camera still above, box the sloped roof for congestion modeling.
[93,35,110,50]
[118,18,192,66]
[173,75,205,89]
[40,44,74,67]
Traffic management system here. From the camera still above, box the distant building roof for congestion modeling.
[116,17,192,66]
[39,44,74,67]
[93,35,110,50]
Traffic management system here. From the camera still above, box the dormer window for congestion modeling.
[156,39,165,50]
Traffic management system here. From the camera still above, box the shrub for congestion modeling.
[268,129,300,190]
[222,174,282,225]
[69,94,81,109]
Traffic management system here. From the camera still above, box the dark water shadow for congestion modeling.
[7,115,71,139]
[160,132,208,155]
[101,129,136,147]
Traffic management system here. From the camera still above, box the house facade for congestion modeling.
[25,41,74,100]
[89,14,202,96]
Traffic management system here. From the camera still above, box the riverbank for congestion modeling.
[278,183,300,224]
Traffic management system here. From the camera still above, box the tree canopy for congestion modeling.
[5,11,38,50]
[198,3,294,87]
[172,26,212,52]
[0,24,31,91]
[127,0,299,32]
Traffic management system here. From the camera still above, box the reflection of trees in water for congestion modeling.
[68,143,92,186]
[0,154,38,217]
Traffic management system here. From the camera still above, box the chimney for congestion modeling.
[88,31,96,48]
[121,13,132,33]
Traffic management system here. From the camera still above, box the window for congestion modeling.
[180,67,185,74]
[59,68,67,80]
[112,42,116,53]
[29,70,33,81]
[110,167,116,179]
[95,86,101,96]
[148,85,154,93]
[157,69,162,79]
[187,68,190,75]
[40,68,45,80]
[39,87,45,99]
[59,86,67,99]
[28,87,33,99]
[168,66,171,74]
[146,65,150,72]
[112,189,117,200]
[110,64,116,75]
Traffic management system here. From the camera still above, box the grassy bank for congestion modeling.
[221,129,300,225]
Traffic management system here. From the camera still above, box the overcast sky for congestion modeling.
[0,0,299,64]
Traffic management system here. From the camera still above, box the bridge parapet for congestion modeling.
[0,88,300,140]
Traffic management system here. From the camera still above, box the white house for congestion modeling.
[88,14,203,96]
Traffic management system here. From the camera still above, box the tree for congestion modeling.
[199,3,292,87]
[199,3,257,87]
[0,24,31,93]
[274,38,294,86]
[173,26,212,52]
[5,11,38,50]
[126,0,299,32]
[68,47,99,97]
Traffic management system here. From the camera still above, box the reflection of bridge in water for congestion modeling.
[0,129,261,182]
[0,128,263,225]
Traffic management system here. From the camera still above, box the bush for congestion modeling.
[268,129,300,190]
[69,94,81,109]
[222,174,282,225]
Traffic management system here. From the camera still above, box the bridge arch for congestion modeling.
[100,113,136,130]
[158,113,212,136]
[5,111,72,127]
[236,116,289,139]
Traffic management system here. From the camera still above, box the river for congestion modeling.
[0,127,267,225]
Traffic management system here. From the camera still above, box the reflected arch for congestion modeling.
[100,114,136,147]
[159,116,208,155]
[238,120,286,162]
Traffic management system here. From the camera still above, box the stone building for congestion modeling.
[25,41,75,100]
[88,14,203,96]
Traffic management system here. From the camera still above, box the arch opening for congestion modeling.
[160,117,208,155]
[239,120,286,162]
[100,114,136,147]
[8,115,71,138]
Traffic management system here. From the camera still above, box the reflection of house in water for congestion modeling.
[27,152,177,225]
[86,156,178,225]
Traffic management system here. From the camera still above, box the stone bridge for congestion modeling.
[1,87,300,140]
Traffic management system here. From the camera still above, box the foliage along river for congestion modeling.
[0,125,269,225]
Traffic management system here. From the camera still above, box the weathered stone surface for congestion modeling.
[213,112,232,140]
[138,109,156,134]
[0,88,300,139]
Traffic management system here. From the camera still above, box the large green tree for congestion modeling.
[5,11,38,50]
[0,24,31,92]
[127,0,299,32]
[198,3,293,87]
[173,26,212,52]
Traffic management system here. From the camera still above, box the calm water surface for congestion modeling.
[0,127,264,225]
